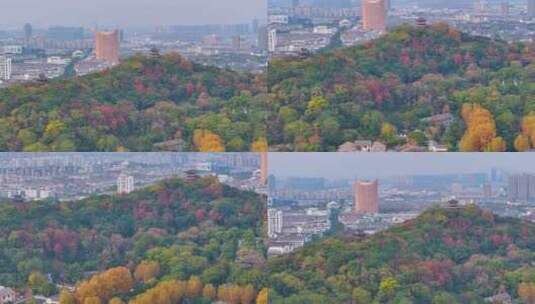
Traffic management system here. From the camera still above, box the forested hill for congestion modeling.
[268,205,535,303]
[267,23,535,152]
[0,176,269,304]
[0,53,268,152]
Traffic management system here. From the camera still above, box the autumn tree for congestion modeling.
[459,103,505,152]
[130,280,186,304]
[108,297,124,304]
[28,271,48,293]
[193,129,225,152]
[485,137,506,152]
[218,285,230,303]
[202,284,216,300]
[519,282,535,304]
[521,113,535,146]
[186,276,203,298]
[134,261,160,283]
[229,285,242,304]
[256,288,268,304]
[83,297,102,304]
[250,137,268,152]
[305,96,329,116]
[514,134,530,152]
[240,284,256,304]
[28,271,56,296]
[380,122,397,145]
[59,289,76,304]
[378,277,399,299]
[75,267,133,304]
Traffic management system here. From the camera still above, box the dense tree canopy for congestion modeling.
[0,53,267,152]
[0,176,267,303]
[267,205,535,303]
[1,24,534,151]
[268,23,535,151]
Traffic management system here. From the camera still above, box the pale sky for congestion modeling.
[1,0,266,28]
[269,153,535,179]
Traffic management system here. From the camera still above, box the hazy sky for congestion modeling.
[269,153,535,179]
[1,0,266,28]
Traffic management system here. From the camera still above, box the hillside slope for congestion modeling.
[268,205,535,303]
[0,176,268,303]
[0,53,267,152]
[267,23,535,151]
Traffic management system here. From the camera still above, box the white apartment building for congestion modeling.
[0,56,12,81]
[2,45,22,55]
[268,29,278,53]
[268,14,289,24]
[117,173,135,194]
[268,208,283,238]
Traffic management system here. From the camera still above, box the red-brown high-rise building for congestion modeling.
[362,0,386,32]
[354,180,379,214]
[260,153,268,186]
[95,30,120,64]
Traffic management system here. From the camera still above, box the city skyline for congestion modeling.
[269,153,535,179]
[1,0,267,28]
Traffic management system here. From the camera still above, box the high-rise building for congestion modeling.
[268,208,283,238]
[0,56,12,81]
[529,0,535,16]
[260,153,268,185]
[268,29,278,52]
[117,173,134,194]
[491,168,500,182]
[362,0,387,32]
[483,183,492,198]
[500,2,509,15]
[508,174,535,201]
[24,23,33,46]
[252,19,260,34]
[47,26,84,41]
[268,174,277,193]
[232,35,241,50]
[354,180,379,214]
[95,30,120,64]
[258,26,269,51]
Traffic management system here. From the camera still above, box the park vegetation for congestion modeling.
[0,176,268,303]
[1,24,534,151]
[268,23,535,151]
[0,53,267,152]
[267,205,535,303]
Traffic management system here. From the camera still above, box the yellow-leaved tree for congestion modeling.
[459,103,506,152]
[202,284,217,300]
[75,267,133,304]
[514,134,530,152]
[251,137,269,152]
[193,129,225,152]
[518,112,535,151]
[134,261,160,283]
[256,288,269,304]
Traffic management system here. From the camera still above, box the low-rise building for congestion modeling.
[0,286,15,304]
